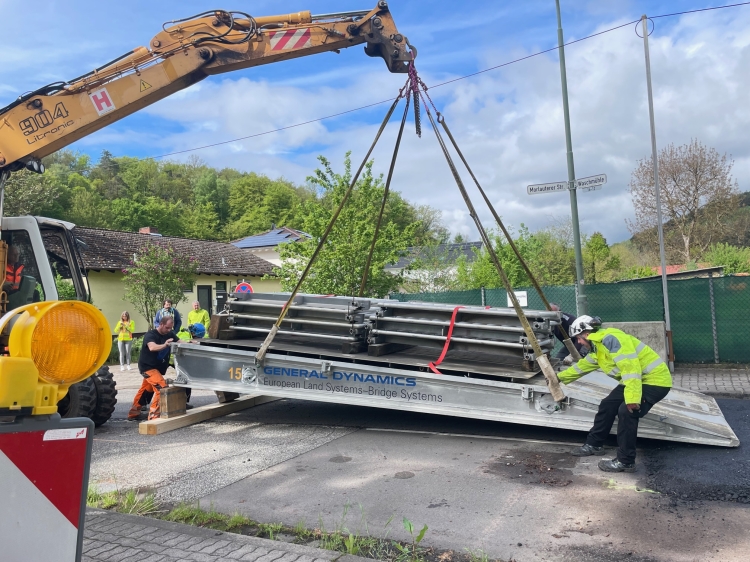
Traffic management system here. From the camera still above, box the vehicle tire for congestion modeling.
[90,366,118,427]
[58,376,97,419]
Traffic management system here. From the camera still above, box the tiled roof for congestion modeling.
[387,242,484,269]
[74,227,275,277]
[233,227,310,249]
[652,263,711,275]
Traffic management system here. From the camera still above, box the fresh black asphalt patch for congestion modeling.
[642,398,749,503]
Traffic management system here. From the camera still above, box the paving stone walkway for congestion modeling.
[673,365,750,398]
[84,509,368,562]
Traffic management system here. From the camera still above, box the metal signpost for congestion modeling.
[640,15,674,371]
[555,0,587,315]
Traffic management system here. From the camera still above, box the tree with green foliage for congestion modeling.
[583,232,621,284]
[274,153,417,297]
[401,242,462,293]
[122,244,198,329]
[54,274,78,301]
[704,243,750,274]
[455,227,541,290]
[28,149,449,253]
[2,169,61,217]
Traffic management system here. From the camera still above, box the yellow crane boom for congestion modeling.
[0,1,414,174]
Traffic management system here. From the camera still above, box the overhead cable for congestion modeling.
[145,2,750,160]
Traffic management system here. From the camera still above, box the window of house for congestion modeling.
[216,281,227,292]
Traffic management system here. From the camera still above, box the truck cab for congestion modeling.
[1,216,90,311]
[1,216,117,424]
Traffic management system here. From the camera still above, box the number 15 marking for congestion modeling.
[228,366,243,380]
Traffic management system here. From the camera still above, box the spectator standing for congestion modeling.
[187,300,211,331]
[154,298,182,332]
[113,311,135,371]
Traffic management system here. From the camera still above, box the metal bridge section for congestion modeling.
[177,292,739,448]
[173,343,739,447]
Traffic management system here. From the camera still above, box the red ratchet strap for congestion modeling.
[428,306,464,374]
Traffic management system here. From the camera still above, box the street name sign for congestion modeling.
[526,181,568,195]
[576,173,607,192]
[527,173,607,195]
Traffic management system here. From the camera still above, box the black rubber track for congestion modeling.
[58,375,97,418]
[90,366,118,427]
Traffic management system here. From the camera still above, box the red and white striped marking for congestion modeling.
[0,429,88,561]
[269,28,312,51]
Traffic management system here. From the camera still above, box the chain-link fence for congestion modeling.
[391,273,750,363]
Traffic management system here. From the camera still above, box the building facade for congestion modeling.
[75,226,280,333]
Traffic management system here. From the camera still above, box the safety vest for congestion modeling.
[5,263,24,291]
[557,327,672,404]
[187,309,211,330]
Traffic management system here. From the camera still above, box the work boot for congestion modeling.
[598,459,636,473]
[571,443,605,456]
[127,407,144,421]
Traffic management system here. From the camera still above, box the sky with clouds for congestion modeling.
[2,0,749,243]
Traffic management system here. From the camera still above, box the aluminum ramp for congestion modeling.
[173,343,739,448]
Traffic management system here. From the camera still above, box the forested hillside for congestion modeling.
[3,149,448,245]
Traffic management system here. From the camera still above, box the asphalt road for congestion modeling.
[93,372,750,562]
[643,399,749,503]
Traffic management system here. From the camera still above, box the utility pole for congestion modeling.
[555,0,587,315]
[640,15,674,372]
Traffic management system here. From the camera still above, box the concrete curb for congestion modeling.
[85,508,375,562]
[701,390,749,400]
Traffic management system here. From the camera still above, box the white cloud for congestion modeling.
[41,4,750,244]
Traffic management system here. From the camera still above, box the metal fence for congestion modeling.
[390,274,750,364]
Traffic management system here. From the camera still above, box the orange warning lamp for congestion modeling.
[0,301,110,415]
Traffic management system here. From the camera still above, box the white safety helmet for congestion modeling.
[569,315,602,337]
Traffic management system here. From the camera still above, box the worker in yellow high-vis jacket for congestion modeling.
[556,315,672,473]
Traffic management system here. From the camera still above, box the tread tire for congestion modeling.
[91,366,118,427]
[58,376,97,419]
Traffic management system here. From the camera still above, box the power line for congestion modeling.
[146,2,750,160]
[652,1,750,19]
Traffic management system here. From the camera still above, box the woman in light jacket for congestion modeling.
[114,311,135,371]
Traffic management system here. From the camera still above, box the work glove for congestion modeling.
[563,354,574,365]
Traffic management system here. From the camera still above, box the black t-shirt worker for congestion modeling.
[549,303,584,363]
[128,315,179,421]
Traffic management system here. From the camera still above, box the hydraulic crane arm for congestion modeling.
[0,1,414,174]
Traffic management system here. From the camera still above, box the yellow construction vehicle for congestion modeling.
[0,1,413,174]
[0,2,414,424]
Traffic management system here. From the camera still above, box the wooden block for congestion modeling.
[215,391,240,403]
[160,387,186,418]
[138,394,279,435]
[208,315,229,339]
